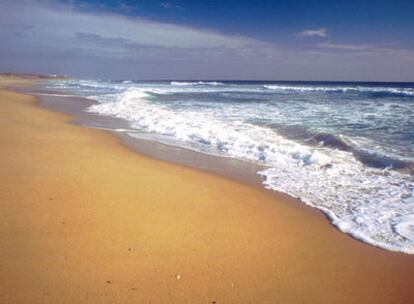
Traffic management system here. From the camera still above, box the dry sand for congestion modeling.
[1,75,414,303]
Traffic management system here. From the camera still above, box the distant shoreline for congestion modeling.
[0,72,69,80]
[3,72,413,84]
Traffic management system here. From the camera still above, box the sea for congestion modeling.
[43,79,414,254]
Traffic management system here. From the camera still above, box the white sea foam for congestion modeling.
[87,87,414,253]
[120,83,414,97]
[263,84,414,96]
[171,81,224,86]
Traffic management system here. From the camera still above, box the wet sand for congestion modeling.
[1,75,414,303]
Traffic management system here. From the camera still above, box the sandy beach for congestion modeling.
[1,75,414,303]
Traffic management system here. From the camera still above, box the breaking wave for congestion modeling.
[263,84,414,97]
[171,81,224,86]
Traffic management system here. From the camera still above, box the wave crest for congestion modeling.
[171,81,224,86]
[263,84,414,97]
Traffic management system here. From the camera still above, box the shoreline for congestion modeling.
[27,83,342,235]
[29,85,314,204]
[2,76,414,303]
[32,89,269,189]
[29,82,414,254]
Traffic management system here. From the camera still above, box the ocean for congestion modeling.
[44,79,414,253]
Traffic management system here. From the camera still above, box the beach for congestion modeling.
[1,75,414,303]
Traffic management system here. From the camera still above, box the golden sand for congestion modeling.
[1,76,414,303]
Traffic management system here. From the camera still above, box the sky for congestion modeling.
[0,0,413,81]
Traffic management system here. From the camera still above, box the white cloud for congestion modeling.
[318,42,372,51]
[297,28,328,38]
[160,2,183,10]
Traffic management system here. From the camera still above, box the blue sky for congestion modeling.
[79,0,414,45]
[0,0,413,81]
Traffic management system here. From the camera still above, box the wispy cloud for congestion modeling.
[297,28,328,38]
[318,42,372,51]
[160,2,183,10]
